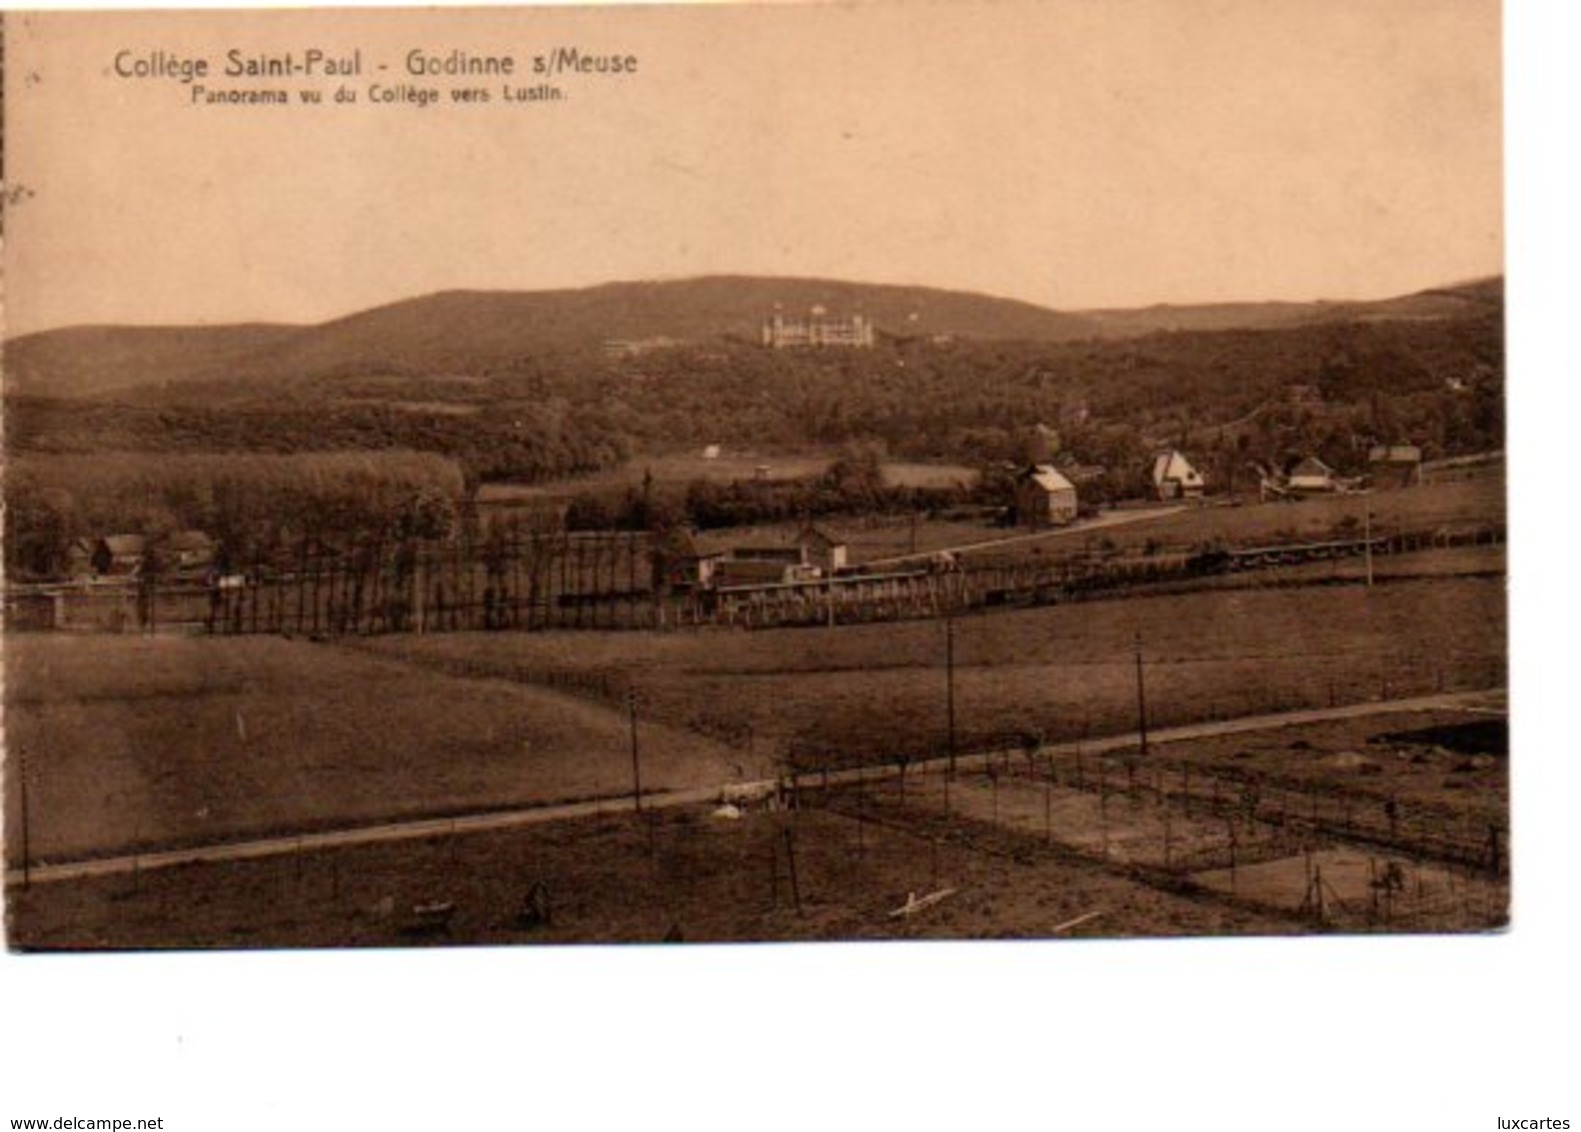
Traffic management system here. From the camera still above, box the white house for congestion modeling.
[1151,450,1206,500]
[1014,465,1079,528]
[1287,456,1338,496]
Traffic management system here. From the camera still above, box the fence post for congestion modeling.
[783,827,802,916]
[1044,775,1052,845]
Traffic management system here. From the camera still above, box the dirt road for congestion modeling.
[864,505,1187,567]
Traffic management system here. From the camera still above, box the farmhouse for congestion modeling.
[1014,464,1079,528]
[66,531,221,580]
[1367,444,1423,489]
[794,523,848,574]
[1151,449,1206,500]
[1287,456,1338,496]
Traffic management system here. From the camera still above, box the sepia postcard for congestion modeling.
[0,0,1506,951]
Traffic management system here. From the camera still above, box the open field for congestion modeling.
[5,705,1503,948]
[4,566,1503,870]
[845,702,1509,935]
[3,791,1304,949]
[357,574,1506,769]
[687,475,1504,569]
[952,477,1504,570]
[4,527,1505,947]
[474,453,977,505]
[3,635,757,863]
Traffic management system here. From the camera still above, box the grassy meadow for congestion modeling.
[3,634,749,862]
[360,574,1506,771]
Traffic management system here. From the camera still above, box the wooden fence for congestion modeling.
[4,522,1505,638]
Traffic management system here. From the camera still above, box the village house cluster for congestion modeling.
[65,530,218,580]
[657,522,850,592]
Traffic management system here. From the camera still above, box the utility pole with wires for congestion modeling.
[17,746,30,888]
[945,615,958,776]
[1363,493,1375,588]
[1134,630,1150,758]
[627,685,643,813]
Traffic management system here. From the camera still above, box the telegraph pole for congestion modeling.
[17,746,30,888]
[1363,493,1375,587]
[1134,630,1150,758]
[946,615,957,776]
[627,685,643,813]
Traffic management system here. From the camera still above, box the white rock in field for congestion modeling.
[712,803,743,821]
[721,782,776,807]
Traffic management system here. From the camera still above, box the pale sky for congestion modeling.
[2,0,1503,334]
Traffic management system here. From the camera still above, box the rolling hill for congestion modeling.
[1076,277,1503,336]
[3,276,1104,399]
[6,274,1503,400]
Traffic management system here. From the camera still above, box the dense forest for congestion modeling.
[8,311,1503,476]
[2,279,1504,578]
[5,452,465,578]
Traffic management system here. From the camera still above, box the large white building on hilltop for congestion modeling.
[761,305,875,349]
